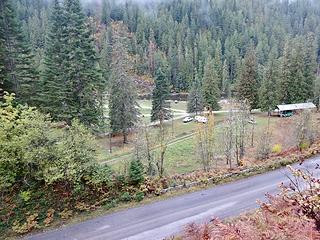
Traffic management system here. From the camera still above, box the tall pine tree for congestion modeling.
[63,0,105,126]
[40,0,105,127]
[40,0,69,119]
[0,0,38,105]
[303,33,317,101]
[214,40,223,90]
[203,58,220,111]
[187,69,204,115]
[289,39,306,103]
[151,67,170,122]
[259,58,279,114]
[237,46,258,110]
[101,0,111,25]
[222,59,230,98]
[109,37,140,144]
[279,40,292,104]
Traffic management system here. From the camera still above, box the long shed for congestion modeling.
[274,102,316,117]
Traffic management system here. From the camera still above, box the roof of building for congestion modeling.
[276,102,316,111]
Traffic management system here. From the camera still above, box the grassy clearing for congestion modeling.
[98,100,289,176]
[99,112,283,175]
[138,100,187,112]
[97,100,190,162]
[103,113,228,175]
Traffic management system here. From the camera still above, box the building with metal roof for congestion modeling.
[276,102,316,111]
[274,102,316,117]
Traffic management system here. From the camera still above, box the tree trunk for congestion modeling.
[109,133,112,153]
[123,131,128,144]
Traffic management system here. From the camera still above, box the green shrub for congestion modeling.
[19,191,32,202]
[135,192,145,202]
[272,144,282,154]
[299,141,310,150]
[129,159,145,186]
[115,175,128,188]
[120,192,132,202]
[89,164,113,187]
[0,93,99,192]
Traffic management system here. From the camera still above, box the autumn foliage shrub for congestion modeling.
[177,166,320,240]
[272,144,282,154]
[0,94,143,236]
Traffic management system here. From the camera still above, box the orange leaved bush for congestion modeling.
[177,166,320,240]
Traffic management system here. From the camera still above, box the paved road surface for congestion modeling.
[26,157,320,240]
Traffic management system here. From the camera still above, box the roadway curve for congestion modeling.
[26,157,320,240]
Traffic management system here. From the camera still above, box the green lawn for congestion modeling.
[137,100,187,112]
[105,100,188,124]
[97,104,283,176]
[98,112,228,175]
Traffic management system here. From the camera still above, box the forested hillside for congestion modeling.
[1,0,320,125]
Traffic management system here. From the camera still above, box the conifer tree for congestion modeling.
[279,40,292,104]
[63,0,105,126]
[101,0,111,25]
[222,59,230,97]
[40,0,105,126]
[259,59,279,114]
[0,0,38,105]
[151,67,170,122]
[214,40,223,90]
[40,0,69,119]
[237,46,258,110]
[99,27,113,89]
[109,39,140,144]
[203,58,220,111]
[288,39,306,103]
[147,29,157,76]
[303,33,317,100]
[129,159,145,186]
[187,70,204,115]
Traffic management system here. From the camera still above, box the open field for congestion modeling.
[99,98,320,176]
[104,100,188,124]
[97,106,293,175]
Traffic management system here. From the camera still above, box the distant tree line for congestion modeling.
[1,0,320,129]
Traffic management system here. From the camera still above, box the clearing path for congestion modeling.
[26,156,320,240]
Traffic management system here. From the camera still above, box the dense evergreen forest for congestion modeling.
[1,0,320,127]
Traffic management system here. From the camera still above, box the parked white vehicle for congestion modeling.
[183,116,193,123]
[194,116,208,123]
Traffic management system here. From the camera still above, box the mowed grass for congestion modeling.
[103,113,228,175]
[138,99,187,112]
[98,99,285,175]
[163,137,198,174]
[97,111,227,162]
[106,135,198,175]
[98,100,190,161]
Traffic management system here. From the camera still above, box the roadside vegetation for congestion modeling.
[1,0,320,238]
[1,93,320,238]
[170,166,320,240]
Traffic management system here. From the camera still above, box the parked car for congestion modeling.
[280,110,294,117]
[183,116,193,123]
[194,116,208,123]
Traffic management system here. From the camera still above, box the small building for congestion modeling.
[274,102,316,117]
